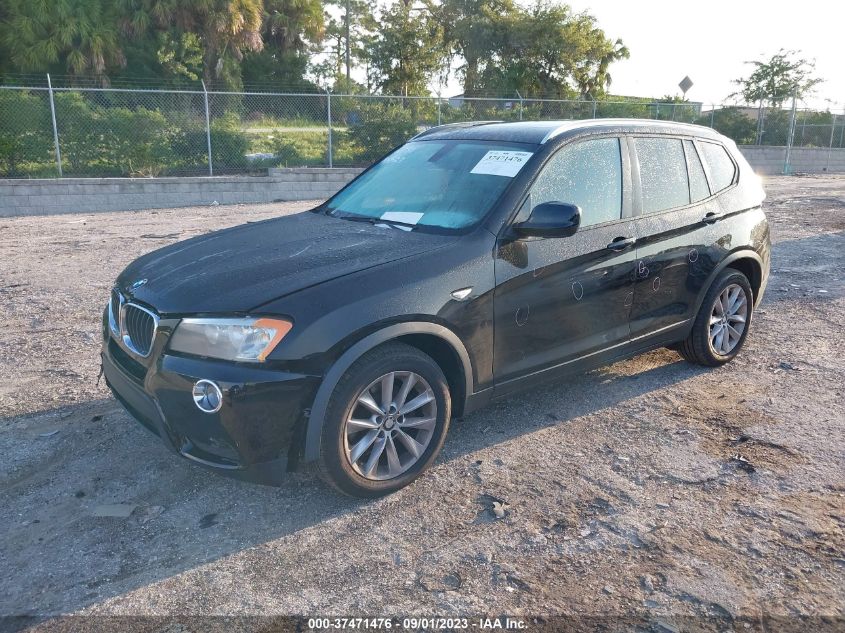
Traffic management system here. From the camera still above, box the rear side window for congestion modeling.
[684,140,710,202]
[699,141,736,192]
[634,137,689,213]
[530,137,622,227]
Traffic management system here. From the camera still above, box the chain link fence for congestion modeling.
[1,79,843,179]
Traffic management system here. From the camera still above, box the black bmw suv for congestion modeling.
[102,119,769,497]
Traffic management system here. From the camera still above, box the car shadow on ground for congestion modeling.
[2,352,702,617]
[4,230,843,617]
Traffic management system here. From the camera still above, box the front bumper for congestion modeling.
[102,316,321,485]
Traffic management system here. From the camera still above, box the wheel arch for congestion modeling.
[302,322,474,463]
[724,257,763,306]
[694,250,764,316]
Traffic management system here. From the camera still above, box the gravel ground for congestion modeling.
[0,176,843,631]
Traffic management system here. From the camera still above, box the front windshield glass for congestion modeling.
[324,140,536,231]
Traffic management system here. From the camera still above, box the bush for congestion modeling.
[54,92,103,173]
[100,107,176,176]
[345,104,418,164]
[696,107,758,145]
[272,131,329,167]
[209,114,251,169]
[0,90,53,177]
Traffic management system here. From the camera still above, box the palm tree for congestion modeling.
[0,0,125,84]
[118,0,263,85]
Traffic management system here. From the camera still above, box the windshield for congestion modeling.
[323,140,535,231]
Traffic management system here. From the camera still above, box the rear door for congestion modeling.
[493,136,639,387]
[628,135,736,338]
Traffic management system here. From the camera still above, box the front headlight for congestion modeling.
[169,317,293,362]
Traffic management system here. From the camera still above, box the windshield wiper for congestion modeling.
[332,213,418,231]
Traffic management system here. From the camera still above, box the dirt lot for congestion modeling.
[0,176,843,631]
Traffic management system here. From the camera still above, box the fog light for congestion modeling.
[192,379,223,413]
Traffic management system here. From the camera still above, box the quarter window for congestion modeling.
[699,141,736,192]
[684,140,711,202]
[530,137,622,227]
[634,137,690,213]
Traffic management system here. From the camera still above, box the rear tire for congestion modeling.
[317,342,451,497]
[677,269,753,366]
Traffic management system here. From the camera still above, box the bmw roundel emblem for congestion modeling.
[130,278,148,290]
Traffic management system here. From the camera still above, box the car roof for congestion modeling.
[412,118,724,145]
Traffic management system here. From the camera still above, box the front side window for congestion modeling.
[529,137,622,227]
[699,141,736,192]
[635,137,690,213]
[324,140,536,231]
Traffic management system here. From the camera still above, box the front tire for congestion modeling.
[677,269,753,366]
[317,342,451,497]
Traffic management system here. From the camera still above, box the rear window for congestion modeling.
[699,141,736,192]
[684,140,711,202]
[634,137,690,213]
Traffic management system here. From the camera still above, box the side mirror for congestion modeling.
[513,201,581,238]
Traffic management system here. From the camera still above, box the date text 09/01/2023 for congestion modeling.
[307,617,528,630]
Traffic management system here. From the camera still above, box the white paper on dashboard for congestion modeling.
[380,211,424,224]
[470,150,533,177]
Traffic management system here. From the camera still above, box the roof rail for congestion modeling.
[411,120,503,141]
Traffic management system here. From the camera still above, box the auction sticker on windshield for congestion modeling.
[470,150,533,177]
[379,211,424,224]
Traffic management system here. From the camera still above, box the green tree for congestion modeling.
[320,0,377,83]
[242,0,324,88]
[0,0,125,83]
[368,0,447,96]
[115,30,204,86]
[475,1,628,100]
[439,0,515,97]
[732,49,822,107]
[118,0,264,88]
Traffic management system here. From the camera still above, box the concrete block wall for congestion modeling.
[2,148,843,218]
[0,167,363,218]
[739,146,845,175]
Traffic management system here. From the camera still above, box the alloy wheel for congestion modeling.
[343,371,437,481]
[708,283,748,356]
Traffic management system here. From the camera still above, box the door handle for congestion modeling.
[702,211,722,224]
[606,236,636,251]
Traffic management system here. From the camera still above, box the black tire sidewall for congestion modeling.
[693,270,753,365]
[319,344,451,497]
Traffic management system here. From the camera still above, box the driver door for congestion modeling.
[493,136,639,390]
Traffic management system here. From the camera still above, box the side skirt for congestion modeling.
[490,319,692,401]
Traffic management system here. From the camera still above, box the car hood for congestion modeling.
[116,211,454,314]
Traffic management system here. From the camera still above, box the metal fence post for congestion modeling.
[783,91,798,175]
[800,110,806,145]
[326,87,333,168]
[839,108,845,149]
[592,100,597,118]
[201,80,213,176]
[436,93,441,126]
[46,74,63,178]
[516,91,523,121]
[710,105,715,128]
[826,112,836,172]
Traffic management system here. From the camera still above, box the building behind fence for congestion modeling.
[1,78,844,179]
